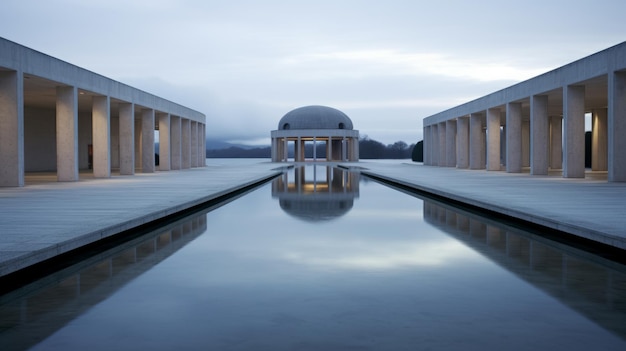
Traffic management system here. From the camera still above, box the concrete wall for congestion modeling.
[24,107,56,172]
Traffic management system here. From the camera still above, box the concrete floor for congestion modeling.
[1,160,625,280]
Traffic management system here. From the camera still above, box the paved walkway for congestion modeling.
[0,162,284,278]
[357,162,626,250]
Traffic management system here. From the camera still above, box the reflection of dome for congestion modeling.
[279,198,353,222]
[278,105,354,130]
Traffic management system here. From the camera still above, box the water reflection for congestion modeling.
[272,165,359,222]
[0,214,207,351]
[422,199,626,340]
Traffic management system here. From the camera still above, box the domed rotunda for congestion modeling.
[271,105,359,162]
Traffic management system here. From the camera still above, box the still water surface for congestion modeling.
[1,165,625,350]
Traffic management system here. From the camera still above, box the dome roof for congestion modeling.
[278,105,353,130]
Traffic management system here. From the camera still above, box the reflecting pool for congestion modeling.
[1,165,625,350]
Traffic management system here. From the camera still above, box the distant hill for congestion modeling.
[205,139,267,150]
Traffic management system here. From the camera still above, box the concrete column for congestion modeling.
[190,121,198,167]
[141,109,155,173]
[56,86,79,181]
[328,137,333,161]
[181,118,191,169]
[438,122,446,167]
[445,119,456,167]
[118,103,134,175]
[563,85,585,178]
[353,137,359,161]
[506,102,522,173]
[199,123,206,166]
[283,137,288,161]
[608,71,626,182]
[486,108,500,171]
[469,114,483,169]
[171,116,181,170]
[92,95,111,178]
[158,113,171,171]
[522,121,530,168]
[591,109,608,171]
[0,70,24,187]
[296,136,302,161]
[432,124,439,166]
[550,116,563,169]
[313,136,317,160]
[456,117,469,168]
[134,119,142,169]
[423,127,429,165]
[531,95,549,175]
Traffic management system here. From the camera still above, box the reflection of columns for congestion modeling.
[119,103,134,175]
[0,70,24,186]
[181,118,191,169]
[608,71,626,181]
[469,114,483,169]
[456,117,469,168]
[141,109,155,173]
[56,86,79,181]
[591,109,608,171]
[445,119,456,167]
[438,122,446,167]
[486,108,500,171]
[563,85,585,178]
[190,121,198,167]
[171,116,181,170]
[506,102,522,173]
[158,113,171,171]
[92,96,111,177]
[550,116,562,169]
[531,95,549,175]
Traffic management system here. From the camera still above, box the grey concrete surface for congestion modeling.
[0,162,284,278]
[357,162,626,250]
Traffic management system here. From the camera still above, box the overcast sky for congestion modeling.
[1,0,625,146]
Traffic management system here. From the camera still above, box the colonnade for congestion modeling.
[0,38,206,187]
[271,134,359,162]
[422,43,626,182]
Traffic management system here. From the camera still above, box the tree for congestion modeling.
[411,140,423,162]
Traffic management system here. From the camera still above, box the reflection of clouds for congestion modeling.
[281,240,476,270]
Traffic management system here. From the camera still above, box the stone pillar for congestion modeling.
[56,86,79,181]
[190,121,198,167]
[432,124,439,166]
[328,137,333,161]
[456,117,469,169]
[608,71,626,182]
[486,108,500,171]
[141,109,155,173]
[296,136,302,161]
[199,123,206,166]
[531,95,549,175]
[171,116,181,170]
[134,119,142,170]
[445,119,456,167]
[158,113,171,171]
[469,114,483,169]
[506,102,522,173]
[522,120,530,168]
[283,137,288,161]
[550,116,562,169]
[423,127,429,165]
[313,136,317,160]
[563,85,585,178]
[591,109,608,171]
[92,95,111,178]
[438,122,446,167]
[0,70,24,187]
[118,103,134,175]
[181,118,191,169]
